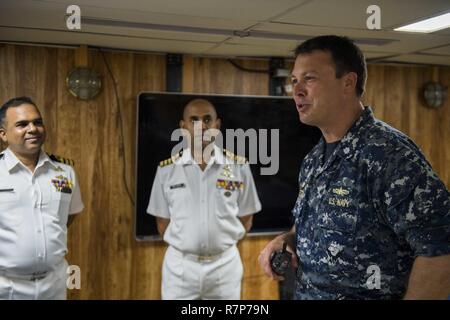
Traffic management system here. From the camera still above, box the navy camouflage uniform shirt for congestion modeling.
[293,106,450,299]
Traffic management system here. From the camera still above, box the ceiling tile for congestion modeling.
[0,26,217,54]
[36,0,306,21]
[273,0,450,30]
[252,23,450,53]
[419,45,450,56]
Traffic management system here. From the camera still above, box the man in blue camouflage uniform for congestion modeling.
[259,35,450,299]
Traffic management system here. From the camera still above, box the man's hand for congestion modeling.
[258,226,298,281]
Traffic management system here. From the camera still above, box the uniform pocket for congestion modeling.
[215,179,241,218]
[313,226,358,283]
[49,190,72,223]
[317,207,358,233]
[315,185,358,281]
[315,205,357,265]
[51,190,71,202]
[215,247,243,299]
[162,247,185,299]
[318,184,358,233]
[314,184,358,277]
[165,186,190,220]
[215,187,239,218]
[0,189,22,227]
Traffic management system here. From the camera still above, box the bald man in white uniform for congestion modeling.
[147,99,261,299]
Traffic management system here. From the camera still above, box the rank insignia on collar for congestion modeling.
[51,175,73,194]
[159,150,183,167]
[48,153,74,166]
[222,149,248,164]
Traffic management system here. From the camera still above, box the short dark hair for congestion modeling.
[0,96,39,127]
[294,35,367,97]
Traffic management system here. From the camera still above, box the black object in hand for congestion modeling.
[270,242,292,276]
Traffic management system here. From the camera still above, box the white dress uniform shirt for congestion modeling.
[147,145,262,256]
[0,148,84,276]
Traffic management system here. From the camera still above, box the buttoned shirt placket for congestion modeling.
[15,159,48,277]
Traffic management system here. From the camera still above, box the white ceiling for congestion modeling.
[0,0,449,65]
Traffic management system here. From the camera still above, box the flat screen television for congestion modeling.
[135,92,321,240]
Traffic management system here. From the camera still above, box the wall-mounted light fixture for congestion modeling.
[66,45,102,100]
[423,82,447,109]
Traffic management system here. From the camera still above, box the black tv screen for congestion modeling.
[135,92,321,240]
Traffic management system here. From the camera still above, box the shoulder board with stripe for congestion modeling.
[48,153,74,166]
[223,149,248,164]
[159,150,183,168]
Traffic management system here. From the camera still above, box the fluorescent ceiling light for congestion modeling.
[394,12,450,33]
[82,17,396,46]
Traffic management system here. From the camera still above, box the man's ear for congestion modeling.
[216,118,221,130]
[343,72,358,95]
[179,119,185,129]
[0,127,7,143]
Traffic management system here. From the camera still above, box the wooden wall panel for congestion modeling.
[0,43,449,300]
[363,64,450,187]
[183,56,269,95]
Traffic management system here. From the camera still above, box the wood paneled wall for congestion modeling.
[364,64,450,187]
[0,44,449,299]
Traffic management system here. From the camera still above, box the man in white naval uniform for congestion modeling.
[147,98,262,299]
[0,97,84,300]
